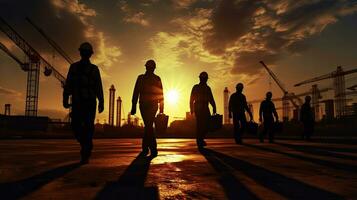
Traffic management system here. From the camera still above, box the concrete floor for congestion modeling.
[0,138,356,200]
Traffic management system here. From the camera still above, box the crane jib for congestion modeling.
[0,16,66,86]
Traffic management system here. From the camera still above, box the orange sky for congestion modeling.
[0,0,357,124]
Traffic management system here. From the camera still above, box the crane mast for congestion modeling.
[294,66,357,118]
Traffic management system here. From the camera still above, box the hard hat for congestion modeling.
[236,83,244,89]
[266,91,273,98]
[305,95,311,101]
[145,59,156,68]
[199,71,208,79]
[79,42,93,53]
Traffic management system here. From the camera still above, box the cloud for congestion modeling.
[0,0,121,76]
[0,86,22,97]
[92,32,122,72]
[200,0,357,76]
[119,1,151,26]
[172,0,197,9]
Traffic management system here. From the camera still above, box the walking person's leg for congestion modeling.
[195,112,205,147]
[140,104,150,155]
[148,104,158,156]
[233,114,241,144]
[240,115,247,143]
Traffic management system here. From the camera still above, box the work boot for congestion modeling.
[139,149,149,157]
[235,138,242,144]
[150,149,158,157]
[196,139,207,148]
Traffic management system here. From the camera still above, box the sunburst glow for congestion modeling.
[166,89,179,105]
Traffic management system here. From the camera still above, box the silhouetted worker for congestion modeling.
[190,72,216,148]
[228,83,253,144]
[131,60,164,157]
[259,92,278,143]
[63,42,104,164]
[300,95,315,140]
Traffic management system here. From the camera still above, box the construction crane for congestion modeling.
[26,17,74,122]
[248,87,331,104]
[0,41,29,71]
[25,17,73,65]
[294,66,357,118]
[0,17,66,116]
[259,61,302,121]
[347,84,357,91]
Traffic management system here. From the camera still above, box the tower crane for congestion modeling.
[25,17,74,65]
[0,17,66,116]
[259,61,302,121]
[26,17,74,122]
[294,66,357,117]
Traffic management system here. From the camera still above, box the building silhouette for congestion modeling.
[223,87,231,124]
[116,96,122,127]
[4,104,11,116]
[108,85,115,126]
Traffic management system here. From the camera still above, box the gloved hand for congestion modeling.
[213,107,217,115]
[98,102,104,113]
[63,97,70,109]
[131,105,136,115]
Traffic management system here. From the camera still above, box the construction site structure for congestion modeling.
[321,99,334,120]
[311,84,321,120]
[223,87,231,124]
[108,85,116,126]
[0,17,66,116]
[26,17,74,122]
[4,104,11,116]
[295,66,357,118]
[116,96,122,127]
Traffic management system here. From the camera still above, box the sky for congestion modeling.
[0,0,357,123]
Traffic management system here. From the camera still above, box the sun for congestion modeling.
[166,89,179,105]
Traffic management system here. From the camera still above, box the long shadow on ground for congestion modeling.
[202,148,344,200]
[275,142,357,160]
[95,154,159,200]
[244,143,357,173]
[0,162,81,200]
[200,148,259,200]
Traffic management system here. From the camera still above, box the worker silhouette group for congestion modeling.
[63,42,315,163]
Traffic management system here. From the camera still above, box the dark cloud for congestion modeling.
[0,0,89,61]
[201,0,357,76]
[0,0,120,76]
[231,50,279,75]
[203,0,260,55]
